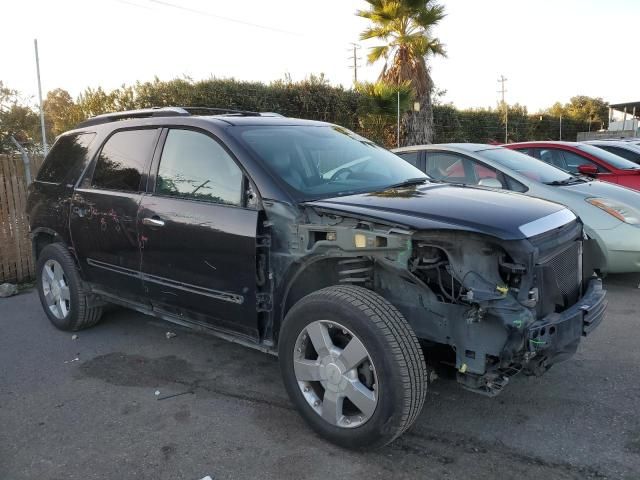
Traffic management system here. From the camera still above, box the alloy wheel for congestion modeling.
[41,259,70,319]
[293,320,378,428]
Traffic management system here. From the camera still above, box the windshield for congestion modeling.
[576,144,640,170]
[235,125,427,199]
[475,147,573,184]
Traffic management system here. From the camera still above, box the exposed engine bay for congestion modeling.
[283,204,604,397]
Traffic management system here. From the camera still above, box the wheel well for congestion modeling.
[33,231,58,260]
[32,230,75,265]
[278,256,373,340]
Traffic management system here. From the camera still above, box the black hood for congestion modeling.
[305,183,572,241]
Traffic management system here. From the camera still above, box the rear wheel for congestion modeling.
[36,243,103,331]
[279,285,427,448]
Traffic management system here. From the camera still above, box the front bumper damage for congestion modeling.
[456,278,606,396]
[524,278,606,375]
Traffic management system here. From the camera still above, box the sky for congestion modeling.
[1,0,638,114]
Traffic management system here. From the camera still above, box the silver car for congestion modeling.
[393,144,640,274]
[583,140,640,164]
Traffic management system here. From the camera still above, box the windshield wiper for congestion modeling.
[544,176,583,186]
[383,177,428,189]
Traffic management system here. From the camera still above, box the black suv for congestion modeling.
[27,107,606,448]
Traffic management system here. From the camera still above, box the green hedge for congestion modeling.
[75,78,591,146]
[4,77,592,152]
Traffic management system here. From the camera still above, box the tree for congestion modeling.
[357,0,446,145]
[43,89,82,139]
[356,80,413,145]
[0,82,40,151]
[546,96,608,130]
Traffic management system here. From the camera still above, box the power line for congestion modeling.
[146,0,302,36]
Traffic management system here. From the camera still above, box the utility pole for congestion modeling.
[497,75,508,143]
[347,43,362,84]
[34,39,47,156]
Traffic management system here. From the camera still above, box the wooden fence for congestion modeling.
[0,154,44,284]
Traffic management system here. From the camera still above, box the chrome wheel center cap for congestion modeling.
[325,362,342,385]
[51,283,60,299]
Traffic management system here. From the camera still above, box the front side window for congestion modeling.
[92,129,158,192]
[156,129,243,206]
[37,133,96,184]
[561,150,604,173]
[234,126,426,200]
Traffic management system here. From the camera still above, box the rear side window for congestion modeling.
[397,151,420,167]
[92,129,157,192]
[36,133,96,184]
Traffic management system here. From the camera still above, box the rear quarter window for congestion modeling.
[36,133,96,184]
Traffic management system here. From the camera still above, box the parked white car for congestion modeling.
[393,144,640,274]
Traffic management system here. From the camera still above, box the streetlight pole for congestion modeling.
[559,114,562,141]
[397,90,400,148]
[34,39,47,156]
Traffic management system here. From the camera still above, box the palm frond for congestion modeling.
[359,25,394,41]
[367,45,391,64]
[415,4,446,29]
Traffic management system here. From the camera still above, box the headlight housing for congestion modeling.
[586,197,640,225]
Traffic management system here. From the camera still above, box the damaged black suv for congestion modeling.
[27,107,606,448]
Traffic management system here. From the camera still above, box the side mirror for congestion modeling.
[577,164,598,176]
[477,177,503,188]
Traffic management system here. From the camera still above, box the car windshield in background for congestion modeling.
[236,125,427,199]
[576,144,640,170]
[475,147,574,184]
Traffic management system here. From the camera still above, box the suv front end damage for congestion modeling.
[292,201,606,397]
[380,223,605,396]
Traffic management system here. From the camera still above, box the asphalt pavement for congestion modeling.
[1,275,639,480]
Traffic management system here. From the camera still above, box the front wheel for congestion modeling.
[278,285,427,448]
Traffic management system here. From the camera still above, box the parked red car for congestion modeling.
[505,141,640,191]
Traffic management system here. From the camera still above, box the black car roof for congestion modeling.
[73,106,332,131]
[210,116,330,127]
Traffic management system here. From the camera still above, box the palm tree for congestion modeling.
[357,0,446,145]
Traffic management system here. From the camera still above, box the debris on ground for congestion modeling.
[64,357,80,364]
[154,390,161,396]
[200,476,213,480]
[166,331,177,339]
[71,334,78,340]
[0,283,18,298]
[157,390,194,401]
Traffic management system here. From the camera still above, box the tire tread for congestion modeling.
[301,285,427,445]
[37,243,103,331]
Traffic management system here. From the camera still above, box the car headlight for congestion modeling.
[586,197,640,225]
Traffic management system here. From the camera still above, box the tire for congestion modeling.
[36,243,103,331]
[278,285,427,448]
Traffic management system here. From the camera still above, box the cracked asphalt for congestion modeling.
[1,274,639,480]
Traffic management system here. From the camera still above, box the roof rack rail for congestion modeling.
[179,106,262,117]
[76,107,190,128]
[76,106,284,128]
